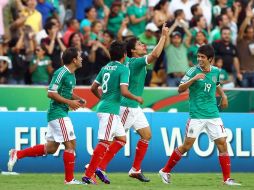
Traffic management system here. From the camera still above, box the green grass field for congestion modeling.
[0,173,253,190]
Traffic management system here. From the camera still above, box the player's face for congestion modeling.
[75,51,83,68]
[134,41,147,56]
[197,53,210,68]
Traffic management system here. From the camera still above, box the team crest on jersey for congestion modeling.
[52,84,58,90]
[189,128,194,134]
[212,76,217,83]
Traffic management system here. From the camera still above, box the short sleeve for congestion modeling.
[48,71,65,92]
[134,56,148,67]
[120,67,129,85]
[180,67,196,84]
[127,6,134,16]
[95,69,103,85]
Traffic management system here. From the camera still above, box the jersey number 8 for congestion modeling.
[102,73,110,93]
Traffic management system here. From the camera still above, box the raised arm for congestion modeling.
[147,23,169,64]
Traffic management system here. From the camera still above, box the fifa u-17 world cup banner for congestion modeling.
[0,86,254,112]
[0,112,253,173]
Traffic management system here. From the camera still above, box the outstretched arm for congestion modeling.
[147,23,169,64]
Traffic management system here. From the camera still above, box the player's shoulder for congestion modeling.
[211,66,221,73]
[186,66,198,76]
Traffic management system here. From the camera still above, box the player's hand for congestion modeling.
[236,73,243,81]
[68,100,82,110]
[161,23,170,37]
[79,99,87,108]
[193,73,205,81]
[220,96,228,109]
[135,96,144,104]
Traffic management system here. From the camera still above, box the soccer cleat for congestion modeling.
[82,176,97,185]
[128,168,150,182]
[158,169,171,184]
[95,168,110,184]
[224,178,241,186]
[65,179,86,185]
[8,149,18,172]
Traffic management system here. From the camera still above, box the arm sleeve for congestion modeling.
[120,67,129,85]
[48,71,64,92]
[135,56,148,67]
[180,67,196,84]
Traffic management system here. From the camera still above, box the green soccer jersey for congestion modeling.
[30,56,51,83]
[121,56,147,108]
[47,66,76,122]
[181,66,221,119]
[95,61,129,115]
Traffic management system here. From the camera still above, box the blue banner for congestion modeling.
[0,112,253,173]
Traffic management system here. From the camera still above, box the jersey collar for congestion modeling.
[64,65,71,73]
[197,65,212,72]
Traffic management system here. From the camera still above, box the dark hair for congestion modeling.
[220,26,230,34]
[193,15,203,27]
[215,56,222,63]
[62,47,79,65]
[84,6,95,17]
[66,18,77,27]
[104,30,115,39]
[154,0,168,11]
[44,21,56,34]
[68,32,82,47]
[91,20,101,28]
[125,37,138,57]
[174,9,184,18]
[44,16,58,27]
[109,40,126,61]
[198,44,215,60]
[191,3,199,16]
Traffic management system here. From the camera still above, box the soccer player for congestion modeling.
[81,41,143,184]
[95,24,170,183]
[8,47,86,185]
[158,44,241,186]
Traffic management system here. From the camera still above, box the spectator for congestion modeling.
[80,6,97,35]
[189,3,203,28]
[107,1,125,36]
[41,21,66,70]
[236,7,254,87]
[29,44,53,85]
[190,15,209,44]
[138,22,159,86]
[153,0,171,28]
[90,20,103,41]
[213,0,228,17]
[63,18,81,46]
[170,0,197,21]
[199,0,212,27]
[188,31,207,66]
[127,0,149,36]
[8,25,36,84]
[165,20,192,87]
[212,26,242,83]
[0,0,8,55]
[36,0,58,27]
[93,0,110,26]
[209,14,230,43]
[17,0,43,33]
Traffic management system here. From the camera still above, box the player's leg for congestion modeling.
[96,115,126,184]
[82,113,115,184]
[7,120,61,172]
[208,118,241,186]
[159,119,204,184]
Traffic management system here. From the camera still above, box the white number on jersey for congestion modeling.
[102,73,110,93]
[204,83,211,92]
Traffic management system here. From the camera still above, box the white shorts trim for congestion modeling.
[185,118,227,141]
[97,113,125,141]
[120,106,149,131]
[46,117,76,143]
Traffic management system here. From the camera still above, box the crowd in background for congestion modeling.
[0,0,254,88]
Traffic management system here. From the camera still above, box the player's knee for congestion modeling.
[46,146,58,154]
[142,133,151,141]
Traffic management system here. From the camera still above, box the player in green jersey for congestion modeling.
[82,41,143,185]
[159,44,241,186]
[8,47,86,185]
[94,24,170,183]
